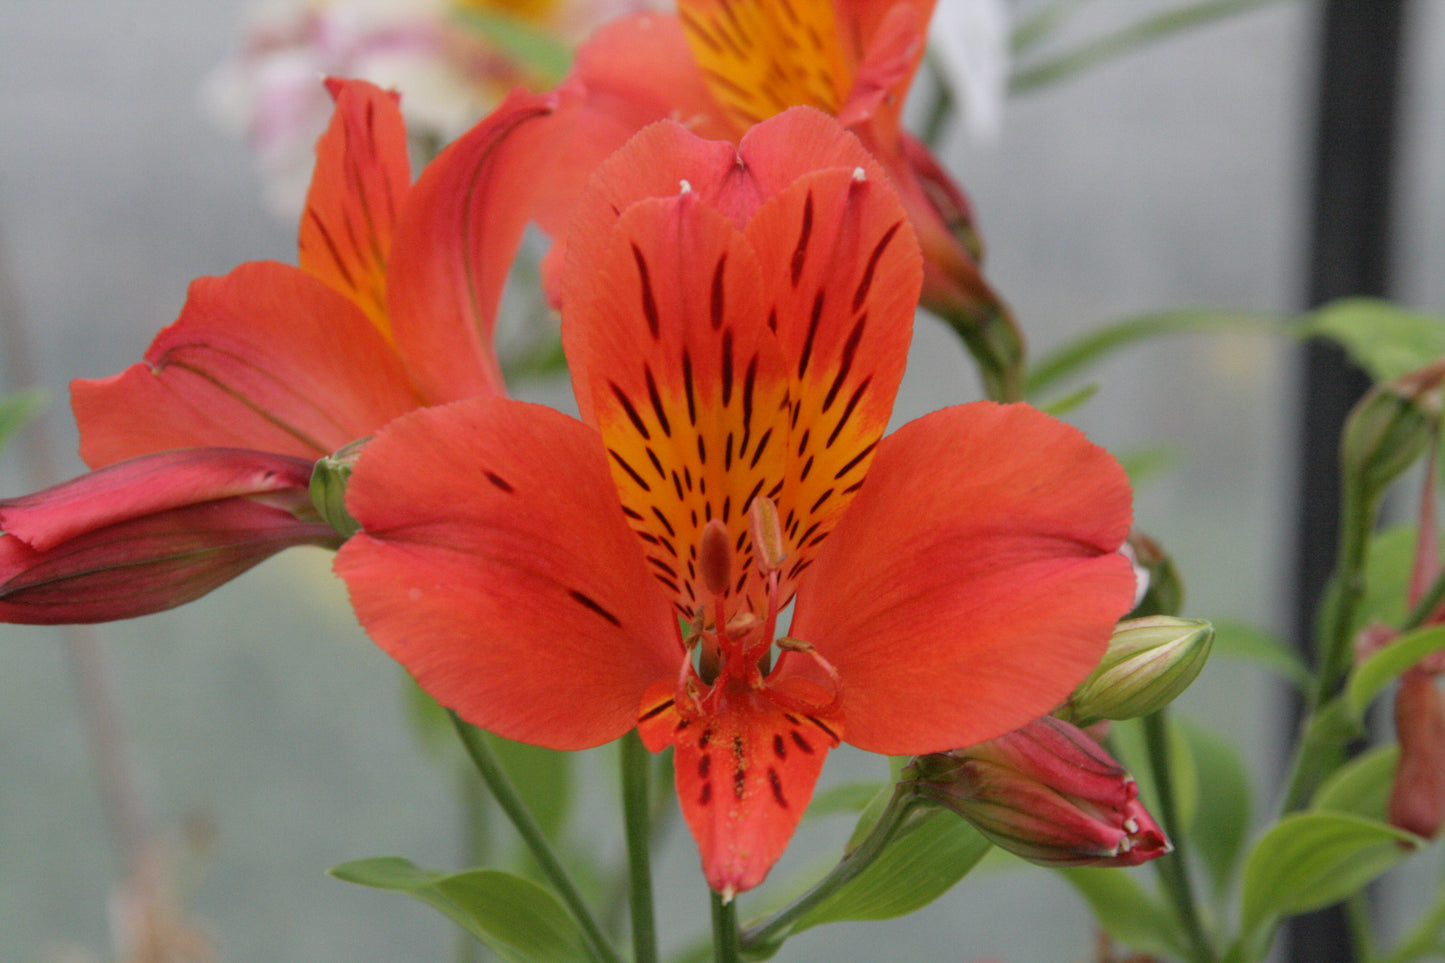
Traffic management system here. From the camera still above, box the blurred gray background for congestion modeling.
[1,0,1442,959]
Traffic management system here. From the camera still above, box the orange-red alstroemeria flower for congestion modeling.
[530,0,1003,337]
[0,77,561,625]
[335,109,1136,895]
[72,76,560,468]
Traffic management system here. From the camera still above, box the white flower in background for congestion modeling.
[928,0,1009,141]
[203,0,656,216]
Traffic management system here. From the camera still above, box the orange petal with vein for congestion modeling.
[72,261,420,467]
[386,88,562,405]
[564,193,791,616]
[298,78,410,337]
[744,165,920,586]
[792,403,1136,754]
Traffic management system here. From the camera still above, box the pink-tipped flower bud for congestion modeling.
[911,716,1172,867]
[0,448,340,623]
[1060,616,1214,727]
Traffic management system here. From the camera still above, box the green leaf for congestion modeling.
[1009,0,1316,96]
[1024,309,1283,397]
[0,388,44,454]
[1312,744,1399,821]
[1307,297,1445,384]
[1357,526,1424,633]
[1238,812,1419,954]
[490,733,573,842]
[1059,867,1188,960]
[1346,624,1445,720]
[1038,382,1099,417]
[784,809,990,933]
[452,8,572,85]
[806,781,885,820]
[1210,618,1309,689]
[330,858,590,963]
[1183,722,1252,897]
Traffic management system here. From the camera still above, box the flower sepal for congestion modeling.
[310,438,369,539]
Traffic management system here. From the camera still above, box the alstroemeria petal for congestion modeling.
[678,0,850,126]
[791,402,1136,754]
[335,397,680,750]
[833,0,932,130]
[0,449,317,552]
[71,262,420,467]
[744,164,920,588]
[298,78,410,337]
[637,676,840,895]
[386,88,562,405]
[0,500,336,624]
[562,108,896,425]
[564,193,791,619]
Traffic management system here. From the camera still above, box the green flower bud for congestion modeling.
[1061,616,1214,726]
[1341,361,1445,499]
[309,438,369,539]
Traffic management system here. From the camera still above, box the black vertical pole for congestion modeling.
[1289,2,1408,961]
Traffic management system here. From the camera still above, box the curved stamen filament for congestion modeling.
[768,637,844,717]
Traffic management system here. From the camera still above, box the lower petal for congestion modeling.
[641,679,840,896]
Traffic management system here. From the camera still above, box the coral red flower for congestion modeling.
[531,0,1010,353]
[72,76,560,469]
[0,77,560,624]
[336,110,1136,895]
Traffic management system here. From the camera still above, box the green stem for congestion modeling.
[449,713,622,963]
[712,890,742,963]
[741,785,924,953]
[621,731,658,963]
[1142,711,1213,962]
[1346,891,1379,963]
[1278,476,1381,814]
[457,770,489,963]
[1404,564,1445,631]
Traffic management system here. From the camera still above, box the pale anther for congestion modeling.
[852,166,867,182]
[680,179,693,194]
[749,496,787,573]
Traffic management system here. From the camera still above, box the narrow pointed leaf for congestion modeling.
[329,858,589,963]
[1058,867,1189,960]
[1238,811,1420,953]
[1307,297,1445,383]
[771,808,990,939]
[1312,744,1399,821]
[1346,624,1445,720]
